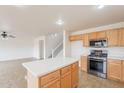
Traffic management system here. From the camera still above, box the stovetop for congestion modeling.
[89,50,108,58]
[89,54,107,58]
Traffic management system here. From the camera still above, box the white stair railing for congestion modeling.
[52,42,63,58]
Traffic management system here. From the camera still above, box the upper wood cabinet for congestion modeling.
[119,28,124,46]
[96,31,106,39]
[88,32,97,40]
[88,31,106,40]
[81,56,88,72]
[69,34,83,41]
[106,29,119,47]
[69,28,123,47]
[107,59,122,81]
[82,34,89,47]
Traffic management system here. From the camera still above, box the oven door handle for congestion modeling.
[89,59,105,62]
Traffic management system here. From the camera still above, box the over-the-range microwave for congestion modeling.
[89,39,107,48]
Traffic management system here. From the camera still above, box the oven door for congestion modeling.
[88,58,106,74]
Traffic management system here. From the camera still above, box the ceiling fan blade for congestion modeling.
[8,35,16,38]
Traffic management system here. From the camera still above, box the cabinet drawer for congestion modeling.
[61,65,71,75]
[40,70,60,86]
[41,79,60,88]
[71,62,78,72]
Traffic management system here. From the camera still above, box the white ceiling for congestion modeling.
[0,5,124,39]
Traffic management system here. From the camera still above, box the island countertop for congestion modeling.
[22,57,79,77]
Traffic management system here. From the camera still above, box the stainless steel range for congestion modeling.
[88,50,108,78]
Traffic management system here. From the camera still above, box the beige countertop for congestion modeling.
[22,57,78,77]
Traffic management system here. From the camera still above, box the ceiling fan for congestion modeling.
[0,31,16,39]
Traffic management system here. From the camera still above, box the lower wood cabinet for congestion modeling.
[42,79,60,88]
[122,62,124,82]
[29,62,79,88]
[81,56,88,72]
[40,70,60,86]
[61,72,72,88]
[107,59,122,81]
[71,63,79,88]
[61,65,72,88]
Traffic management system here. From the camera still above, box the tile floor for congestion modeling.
[0,59,124,88]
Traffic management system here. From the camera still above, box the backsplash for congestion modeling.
[71,41,124,58]
[107,47,124,57]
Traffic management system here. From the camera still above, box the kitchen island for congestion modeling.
[22,57,79,88]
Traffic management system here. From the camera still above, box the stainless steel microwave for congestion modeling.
[89,39,107,48]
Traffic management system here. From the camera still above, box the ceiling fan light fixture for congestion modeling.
[56,19,64,26]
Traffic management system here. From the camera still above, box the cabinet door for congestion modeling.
[96,31,106,39]
[107,59,122,81]
[88,32,97,40]
[122,62,124,82]
[83,34,89,47]
[71,63,79,88]
[69,35,82,41]
[71,69,78,88]
[119,28,124,46]
[61,73,71,88]
[42,79,60,88]
[107,29,119,47]
[81,56,87,72]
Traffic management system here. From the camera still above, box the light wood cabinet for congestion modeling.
[61,66,72,88]
[61,73,71,88]
[69,28,124,47]
[40,70,60,86]
[42,79,60,88]
[71,63,79,88]
[107,59,122,81]
[26,62,79,88]
[69,34,83,41]
[88,32,97,40]
[122,62,124,82]
[119,28,124,46]
[96,31,106,39]
[107,29,119,47]
[81,56,87,72]
[82,34,89,47]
